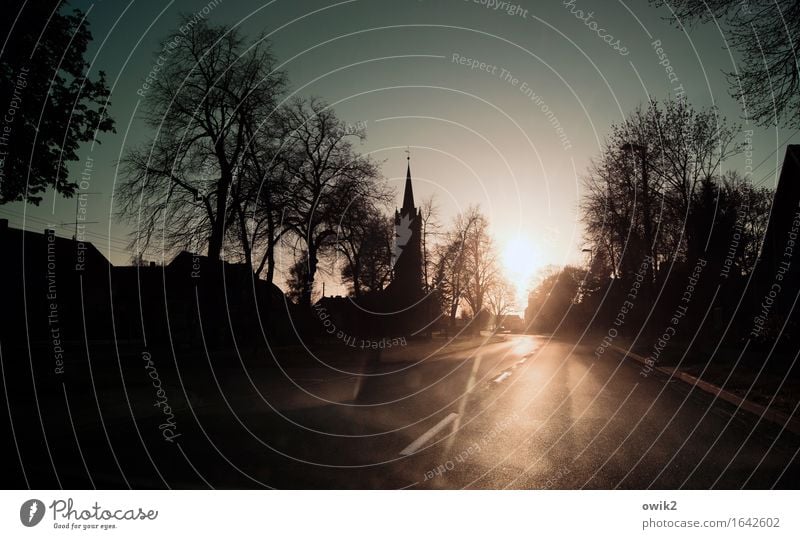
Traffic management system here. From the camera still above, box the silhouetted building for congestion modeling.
[0,220,113,348]
[314,159,439,340]
[0,220,296,354]
[749,144,800,341]
[759,145,800,277]
[111,251,295,348]
[389,159,424,301]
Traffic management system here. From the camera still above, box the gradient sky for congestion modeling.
[2,0,794,298]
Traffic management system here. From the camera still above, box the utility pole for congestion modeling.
[65,191,101,240]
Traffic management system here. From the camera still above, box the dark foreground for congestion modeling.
[3,335,798,488]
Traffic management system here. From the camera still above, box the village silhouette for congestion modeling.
[2,0,800,490]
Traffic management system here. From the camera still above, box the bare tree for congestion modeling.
[431,206,499,331]
[719,170,772,275]
[432,240,465,328]
[486,276,516,330]
[460,209,498,330]
[432,210,474,327]
[419,194,441,292]
[582,154,634,279]
[525,266,585,333]
[651,0,800,127]
[118,18,286,261]
[582,98,740,280]
[236,111,294,283]
[280,97,388,307]
[337,200,394,297]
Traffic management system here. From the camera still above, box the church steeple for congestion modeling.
[402,157,415,212]
[393,156,423,299]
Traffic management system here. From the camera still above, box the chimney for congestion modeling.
[0,218,7,232]
[149,261,156,268]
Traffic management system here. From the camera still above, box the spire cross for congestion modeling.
[405,146,410,161]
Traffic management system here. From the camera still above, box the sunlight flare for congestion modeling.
[502,235,542,308]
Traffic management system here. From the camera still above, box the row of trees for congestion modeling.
[116,19,391,307]
[515,1,800,335]
[582,98,751,280]
[528,98,775,335]
[431,206,516,330]
[117,17,516,323]
[0,6,522,348]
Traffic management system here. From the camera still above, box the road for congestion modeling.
[7,335,800,488]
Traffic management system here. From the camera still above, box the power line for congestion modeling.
[0,208,131,247]
[744,128,799,179]
[753,164,781,188]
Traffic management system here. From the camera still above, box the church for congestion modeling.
[315,159,439,340]
[387,157,424,303]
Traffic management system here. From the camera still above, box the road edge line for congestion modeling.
[609,344,800,436]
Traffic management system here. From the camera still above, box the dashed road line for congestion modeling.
[492,371,512,384]
[399,412,459,456]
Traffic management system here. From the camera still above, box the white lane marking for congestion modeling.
[515,351,535,366]
[493,371,512,383]
[399,412,459,456]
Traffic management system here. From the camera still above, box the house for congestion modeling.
[0,219,113,348]
[0,219,295,356]
[748,144,800,340]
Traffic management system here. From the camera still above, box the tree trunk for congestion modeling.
[302,248,318,308]
[265,240,276,285]
[207,169,232,261]
[237,203,253,271]
[255,217,278,285]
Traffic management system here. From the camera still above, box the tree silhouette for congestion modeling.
[432,207,499,331]
[525,266,585,333]
[280,98,387,307]
[286,249,310,304]
[0,0,114,205]
[118,18,286,261]
[419,195,441,292]
[487,276,516,330]
[582,98,739,279]
[652,0,800,127]
[337,201,394,297]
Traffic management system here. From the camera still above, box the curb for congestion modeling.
[610,344,800,436]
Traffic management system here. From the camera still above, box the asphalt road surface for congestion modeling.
[7,335,800,488]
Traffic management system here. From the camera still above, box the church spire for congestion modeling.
[402,155,415,212]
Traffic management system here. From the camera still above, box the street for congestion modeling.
[15,334,798,489]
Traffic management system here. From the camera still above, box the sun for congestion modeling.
[501,235,542,305]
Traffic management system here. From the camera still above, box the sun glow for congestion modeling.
[501,235,542,309]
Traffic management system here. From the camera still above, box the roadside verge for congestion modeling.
[610,344,800,435]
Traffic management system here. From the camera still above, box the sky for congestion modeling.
[2,0,795,303]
